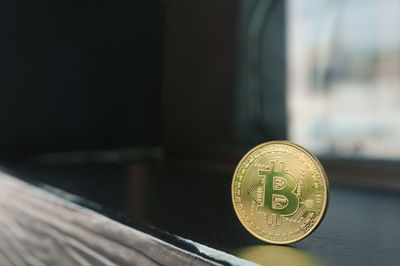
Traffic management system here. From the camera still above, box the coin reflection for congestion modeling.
[235,245,325,266]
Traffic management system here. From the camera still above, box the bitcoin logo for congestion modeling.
[257,159,299,216]
[232,141,329,244]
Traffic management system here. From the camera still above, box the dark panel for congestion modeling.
[163,0,236,153]
[0,0,164,156]
[235,0,286,145]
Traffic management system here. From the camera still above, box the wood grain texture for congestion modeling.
[0,172,217,266]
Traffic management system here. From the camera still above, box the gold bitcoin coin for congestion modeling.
[231,141,329,244]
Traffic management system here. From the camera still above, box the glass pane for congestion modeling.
[287,0,400,159]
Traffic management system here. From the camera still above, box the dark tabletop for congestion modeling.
[5,159,400,266]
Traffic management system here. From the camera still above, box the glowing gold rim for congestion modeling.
[231,140,330,245]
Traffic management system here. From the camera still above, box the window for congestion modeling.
[287,0,400,159]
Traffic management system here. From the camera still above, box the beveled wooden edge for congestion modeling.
[0,171,255,266]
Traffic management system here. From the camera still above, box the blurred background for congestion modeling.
[1,0,399,163]
[1,0,400,202]
[288,0,400,160]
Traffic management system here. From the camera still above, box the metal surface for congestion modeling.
[0,172,219,266]
[4,158,400,266]
[232,141,329,244]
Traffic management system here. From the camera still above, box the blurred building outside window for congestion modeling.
[287,0,400,159]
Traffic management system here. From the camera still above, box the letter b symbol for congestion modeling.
[258,161,299,216]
